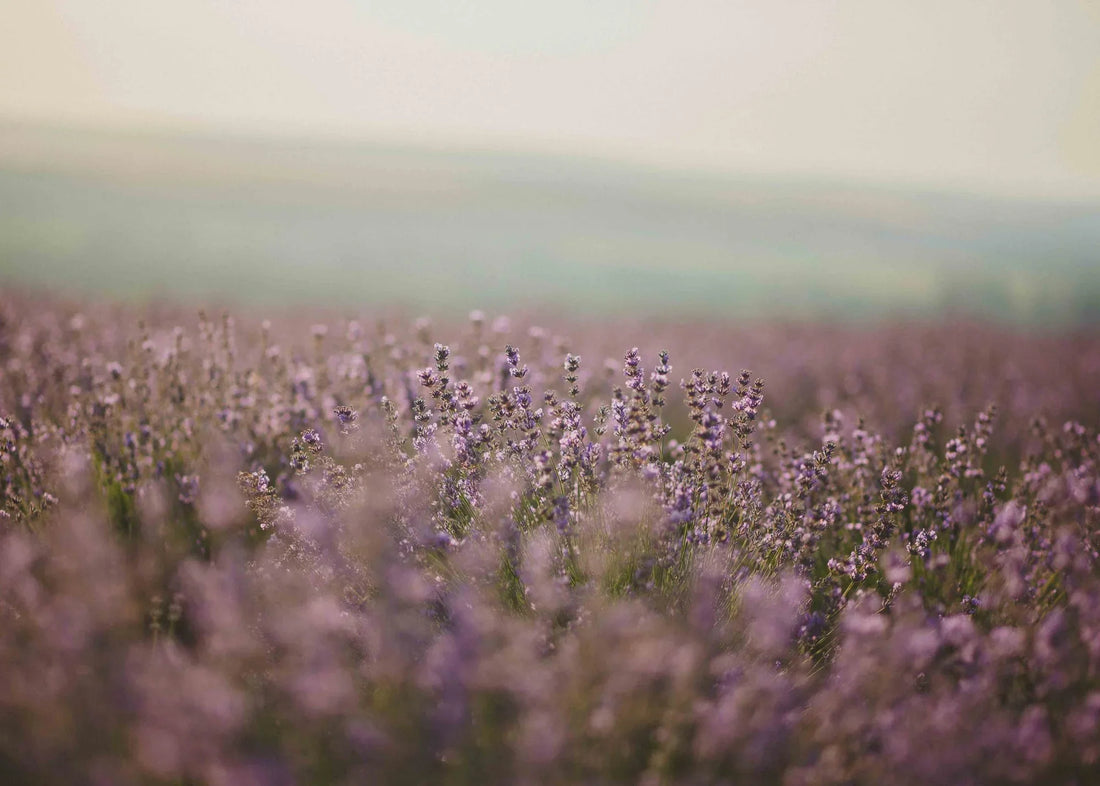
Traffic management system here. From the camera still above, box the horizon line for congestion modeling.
[2,111,1099,207]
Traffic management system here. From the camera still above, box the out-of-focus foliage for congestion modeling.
[2,290,1100,785]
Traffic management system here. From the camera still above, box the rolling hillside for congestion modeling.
[1,122,1098,322]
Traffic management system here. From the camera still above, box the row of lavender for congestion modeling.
[2,291,1100,784]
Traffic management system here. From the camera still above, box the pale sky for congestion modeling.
[3,1,1099,199]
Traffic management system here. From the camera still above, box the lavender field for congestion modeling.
[2,289,1100,784]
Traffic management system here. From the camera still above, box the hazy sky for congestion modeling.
[3,1,1099,198]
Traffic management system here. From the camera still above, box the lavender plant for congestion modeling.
[1,290,1099,785]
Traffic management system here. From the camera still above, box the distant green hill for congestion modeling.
[1,122,1098,323]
